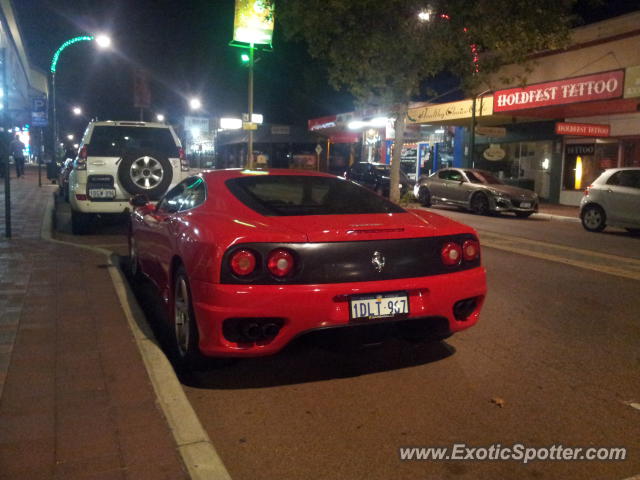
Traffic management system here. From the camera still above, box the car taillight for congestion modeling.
[267,249,295,277]
[75,145,88,170]
[462,239,480,261]
[441,242,462,266]
[179,148,189,171]
[583,185,592,196]
[230,249,257,276]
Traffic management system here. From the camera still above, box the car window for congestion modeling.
[438,170,450,180]
[155,177,204,214]
[88,126,177,156]
[448,170,463,182]
[156,183,185,214]
[607,170,640,189]
[178,177,207,211]
[372,165,391,176]
[226,175,405,216]
[465,170,503,185]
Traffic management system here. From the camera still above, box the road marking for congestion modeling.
[478,230,640,281]
[42,195,232,480]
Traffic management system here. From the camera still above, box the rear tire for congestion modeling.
[417,186,432,207]
[171,265,205,371]
[71,209,91,235]
[581,204,606,232]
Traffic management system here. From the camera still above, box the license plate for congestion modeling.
[520,202,531,209]
[350,292,409,320]
[88,188,116,199]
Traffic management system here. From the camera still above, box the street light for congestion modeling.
[156,114,165,122]
[67,134,74,141]
[72,106,82,116]
[50,34,111,163]
[189,98,202,110]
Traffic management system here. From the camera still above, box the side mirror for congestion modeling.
[130,194,149,208]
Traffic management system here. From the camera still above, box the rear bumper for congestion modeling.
[190,267,487,357]
[69,193,131,214]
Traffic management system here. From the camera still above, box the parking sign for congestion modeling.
[31,96,48,127]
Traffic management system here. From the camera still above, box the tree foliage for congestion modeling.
[277,0,576,201]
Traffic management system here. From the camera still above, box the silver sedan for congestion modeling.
[414,168,539,218]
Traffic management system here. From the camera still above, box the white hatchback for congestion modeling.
[580,167,640,234]
[68,120,189,234]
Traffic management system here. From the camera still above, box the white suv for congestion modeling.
[580,167,640,234]
[68,120,189,234]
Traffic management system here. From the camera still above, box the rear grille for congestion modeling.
[220,234,480,284]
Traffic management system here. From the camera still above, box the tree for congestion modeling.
[277,0,576,202]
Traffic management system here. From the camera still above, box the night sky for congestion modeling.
[13,0,639,141]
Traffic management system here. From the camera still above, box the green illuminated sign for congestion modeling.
[50,36,95,73]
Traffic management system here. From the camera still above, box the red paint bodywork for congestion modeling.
[130,169,487,357]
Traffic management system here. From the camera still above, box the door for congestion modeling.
[604,170,640,225]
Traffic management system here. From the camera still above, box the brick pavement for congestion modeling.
[0,167,188,479]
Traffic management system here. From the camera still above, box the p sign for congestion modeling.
[31,96,48,127]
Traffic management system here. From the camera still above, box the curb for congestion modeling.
[532,212,580,223]
[41,194,231,480]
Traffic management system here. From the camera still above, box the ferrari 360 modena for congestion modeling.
[128,169,487,368]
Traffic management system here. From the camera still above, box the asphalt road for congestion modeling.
[54,197,640,480]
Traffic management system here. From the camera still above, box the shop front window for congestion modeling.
[563,142,618,190]
[475,140,553,198]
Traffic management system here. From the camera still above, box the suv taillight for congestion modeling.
[179,148,189,172]
[75,145,88,170]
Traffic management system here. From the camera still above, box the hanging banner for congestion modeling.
[133,68,151,109]
[233,0,274,45]
[494,70,624,112]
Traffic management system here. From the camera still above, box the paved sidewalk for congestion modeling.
[0,167,187,479]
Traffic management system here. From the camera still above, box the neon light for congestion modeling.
[50,36,95,73]
[575,156,583,190]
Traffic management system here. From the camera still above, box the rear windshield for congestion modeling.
[88,126,177,156]
[226,175,405,216]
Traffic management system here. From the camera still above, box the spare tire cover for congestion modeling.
[118,149,173,200]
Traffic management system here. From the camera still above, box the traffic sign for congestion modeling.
[31,96,48,127]
[242,122,258,130]
[315,144,323,154]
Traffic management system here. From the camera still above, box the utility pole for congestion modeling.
[2,48,11,238]
[247,43,254,169]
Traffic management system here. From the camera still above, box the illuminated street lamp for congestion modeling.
[189,98,202,111]
[50,34,111,161]
[156,113,165,122]
[72,106,82,116]
[67,134,74,141]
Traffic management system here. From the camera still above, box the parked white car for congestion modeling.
[68,120,189,234]
[580,167,640,234]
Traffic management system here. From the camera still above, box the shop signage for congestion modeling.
[407,98,493,124]
[475,126,506,137]
[555,122,610,137]
[242,122,258,130]
[493,70,624,112]
[566,144,595,156]
[233,0,274,45]
[271,125,290,135]
[624,65,640,98]
[483,144,506,161]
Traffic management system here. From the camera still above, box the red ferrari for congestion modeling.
[128,169,486,368]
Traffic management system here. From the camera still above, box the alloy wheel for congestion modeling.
[174,275,191,357]
[582,206,605,231]
[130,156,165,190]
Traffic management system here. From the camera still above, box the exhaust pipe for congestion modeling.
[242,322,263,341]
[262,323,280,338]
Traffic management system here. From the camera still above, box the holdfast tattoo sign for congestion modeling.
[555,122,611,137]
[493,70,624,112]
